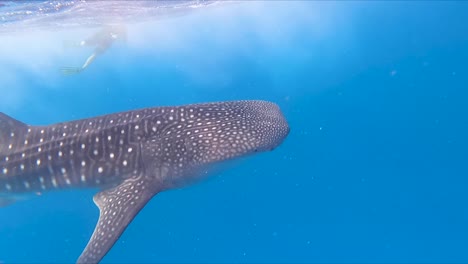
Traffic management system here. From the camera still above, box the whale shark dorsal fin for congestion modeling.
[77,175,162,264]
[0,113,29,155]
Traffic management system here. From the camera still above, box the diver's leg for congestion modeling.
[60,52,98,75]
[60,43,108,75]
[81,52,98,70]
[80,44,108,70]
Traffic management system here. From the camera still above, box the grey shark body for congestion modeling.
[0,100,289,263]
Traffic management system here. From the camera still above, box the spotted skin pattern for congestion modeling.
[0,100,290,263]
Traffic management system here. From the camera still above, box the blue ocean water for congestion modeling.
[1,1,467,263]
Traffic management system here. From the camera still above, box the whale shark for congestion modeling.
[0,100,289,263]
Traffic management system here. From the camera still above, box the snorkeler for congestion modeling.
[61,24,127,75]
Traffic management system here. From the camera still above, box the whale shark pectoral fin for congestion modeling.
[77,174,162,264]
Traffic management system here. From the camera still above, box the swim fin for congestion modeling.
[60,67,83,76]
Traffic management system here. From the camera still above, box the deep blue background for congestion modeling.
[1,2,467,263]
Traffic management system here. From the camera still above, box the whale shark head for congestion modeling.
[140,100,290,187]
